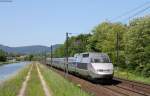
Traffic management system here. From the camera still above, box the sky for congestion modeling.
[0,0,149,47]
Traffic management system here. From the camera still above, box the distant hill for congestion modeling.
[0,44,61,54]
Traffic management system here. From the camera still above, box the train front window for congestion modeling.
[100,55,110,63]
[91,57,110,63]
[91,59,100,63]
[93,59,101,63]
[101,57,110,63]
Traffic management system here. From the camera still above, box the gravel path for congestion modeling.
[17,63,52,96]
[36,63,52,96]
[17,64,33,96]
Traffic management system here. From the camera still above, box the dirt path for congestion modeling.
[36,63,52,96]
[17,64,33,96]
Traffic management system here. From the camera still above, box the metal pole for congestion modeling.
[116,32,119,77]
[50,45,53,67]
[117,32,119,66]
[44,50,47,65]
[125,36,129,79]
[65,32,69,77]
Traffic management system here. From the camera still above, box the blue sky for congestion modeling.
[0,0,149,47]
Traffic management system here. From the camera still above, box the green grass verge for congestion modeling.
[39,64,92,96]
[25,63,45,96]
[0,64,31,96]
[114,68,150,84]
[0,61,20,65]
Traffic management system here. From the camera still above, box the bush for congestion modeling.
[0,49,7,62]
[142,64,150,77]
[0,56,7,62]
[135,66,143,75]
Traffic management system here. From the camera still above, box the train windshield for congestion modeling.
[91,55,110,63]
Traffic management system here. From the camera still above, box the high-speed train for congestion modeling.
[46,52,114,80]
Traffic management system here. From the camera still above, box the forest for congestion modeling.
[53,16,150,77]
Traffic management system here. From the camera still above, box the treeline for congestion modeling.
[0,49,39,62]
[53,16,150,77]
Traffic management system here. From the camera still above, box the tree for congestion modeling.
[67,34,91,56]
[125,16,150,76]
[88,22,127,67]
[53,45,65,58]
[53,34,91,57]
[0,49,7,62]
[24,54,34,61]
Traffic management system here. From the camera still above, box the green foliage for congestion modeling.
[142,64,150,77]
[67,34,91,56]
[24,54,34,61]
[125,16,150,75]
[53,34,91,57]
[0,49,7,62]
[53,45,65,58]
[88,22,127,67]
[114,68,150,84]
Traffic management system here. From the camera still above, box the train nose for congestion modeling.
[96,69,114,75]
[91,63,114,74]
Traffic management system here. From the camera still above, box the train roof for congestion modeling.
[74,52,107,56]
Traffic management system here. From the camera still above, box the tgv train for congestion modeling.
[46,52,114,80]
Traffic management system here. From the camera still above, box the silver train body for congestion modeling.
[46,52,114,79]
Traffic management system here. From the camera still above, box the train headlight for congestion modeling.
[97,69,104,72]
[97,69,111,72]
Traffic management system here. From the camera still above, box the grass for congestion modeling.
[114,68,150,84]
[25,63,45,96]
[0,63,31,96]
[39,64,92,96]
[0,61,20,65]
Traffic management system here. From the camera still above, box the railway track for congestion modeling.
[113,78,150,95]
[46,65,150,96]
[102,84,149,96]
[114,77,150,87]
